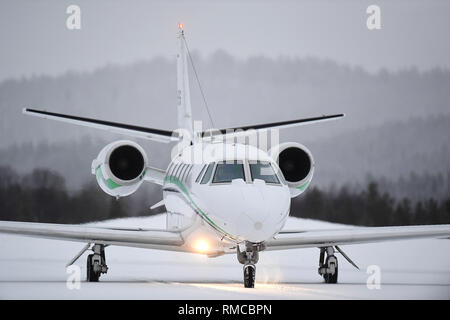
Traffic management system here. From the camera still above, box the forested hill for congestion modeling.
[308,114,450,192]
[1,52,449,147]
[0,53,448,201]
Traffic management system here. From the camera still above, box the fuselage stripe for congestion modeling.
[163,175,240,242]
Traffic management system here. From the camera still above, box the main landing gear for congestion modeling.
[318,247,338,283]
[237,242,262,288]
[86,244,108,282]
[318,246,360,284]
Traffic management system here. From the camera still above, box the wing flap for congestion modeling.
[265,224,450,251]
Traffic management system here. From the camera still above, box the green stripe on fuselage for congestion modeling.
[163,175,240,241]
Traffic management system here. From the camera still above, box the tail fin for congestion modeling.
[176,24,194,138]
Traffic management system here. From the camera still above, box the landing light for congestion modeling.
[178,23,184,30]
[194,239,209,253]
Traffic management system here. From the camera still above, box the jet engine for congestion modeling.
[91,140,148,198]
[270,142,314,198]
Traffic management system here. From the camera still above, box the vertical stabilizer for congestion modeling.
[176,23,194,138]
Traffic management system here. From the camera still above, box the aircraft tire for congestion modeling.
[87,254,100,282]
[244,264,255,288]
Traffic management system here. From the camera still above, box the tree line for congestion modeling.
[0,166,130,223]
[291,182,450,226]
[0,166,449,226]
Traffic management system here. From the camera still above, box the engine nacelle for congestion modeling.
[91,140,148,198]
[269,142,314,198]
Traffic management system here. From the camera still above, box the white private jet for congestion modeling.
[1,25,449,288]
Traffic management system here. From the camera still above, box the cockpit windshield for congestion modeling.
[249,161,280,184]
[212,161,245,183]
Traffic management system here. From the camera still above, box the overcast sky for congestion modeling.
[1,0,449,82]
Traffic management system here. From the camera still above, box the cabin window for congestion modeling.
[170,163,179,176]
[182,165,193,182]
[170,163,177,177]
[249,161,280,184]
[173,163,183,178]
[200,163,215,184]
[178,164,187,179]
[180,164,187,181]
[167,162,175,176]
[212,161,245,183]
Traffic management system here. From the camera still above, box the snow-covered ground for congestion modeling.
[0,215,449,299]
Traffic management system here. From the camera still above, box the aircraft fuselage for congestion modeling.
[162,142,291,251]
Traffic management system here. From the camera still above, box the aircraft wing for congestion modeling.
[23,108,180,143]
[201,113,344,141]
[0,220,186,252]
[265,224,450,251]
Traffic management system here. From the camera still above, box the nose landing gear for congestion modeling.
[237,242,262,288]
[243,264,256,288]
[86,244,108,282]
[318,247,338,283]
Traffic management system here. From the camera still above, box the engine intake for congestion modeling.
[92,140,148,198]
[109,145,145,181]
[270,142,314,198]
[278,146,312,183]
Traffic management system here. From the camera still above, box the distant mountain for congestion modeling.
[307,114,450,185]
[1,52,449,147]
[1,53,449,201]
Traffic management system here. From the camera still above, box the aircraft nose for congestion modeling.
[202,179,290,243]
[236,180,290,242]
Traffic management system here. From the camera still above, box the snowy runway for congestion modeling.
[0,215,449,299]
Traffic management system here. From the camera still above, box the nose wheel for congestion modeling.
[243,264,256,288]
[237,242,261,288]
